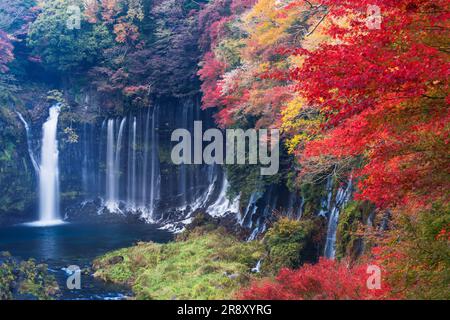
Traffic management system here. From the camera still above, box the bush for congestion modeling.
[374,203,450,300]
[239,258,395,300]
[262,217,318,274]
[0,252,59,300]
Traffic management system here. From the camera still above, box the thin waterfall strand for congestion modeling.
[16,111,39,174]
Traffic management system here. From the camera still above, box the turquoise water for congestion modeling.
[0,222,173,300]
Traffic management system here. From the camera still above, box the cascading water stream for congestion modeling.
[178,104,189,206]
[104,118,126,212]
[16,111,39,174]
[105,119,117,211]
[130,117,137,209]
[240,191,262,227]
[36,104,63,226]
[142,109,151,207]
[323,177,353,259]
[207,177,239,217]
[147,106,160,219]
[115,118,126,201]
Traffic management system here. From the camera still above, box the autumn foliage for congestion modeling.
[294,0,449,210]
[198,0,449,212]
[0,31,13,73]
[197,1,449,299]
[239,258,396,300]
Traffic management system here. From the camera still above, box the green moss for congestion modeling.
[299,182,324,217]
[0,106,35,217]
[93,231,264,300]
[336,201,374,259]
[262,217,318,274]
[0,252,59,300]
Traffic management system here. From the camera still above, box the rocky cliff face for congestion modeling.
[3,88,355,259]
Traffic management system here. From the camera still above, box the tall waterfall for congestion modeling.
[37,104,62,225]
[178,103,189,205]
[147,107,160,218]
[136,106,160,218]
[142,109,151,207]
[105,117,126,212]
[105,119,118,211]
[127,117,137,209]
[115,118,126,200]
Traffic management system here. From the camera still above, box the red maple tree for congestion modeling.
[292,0,449,210]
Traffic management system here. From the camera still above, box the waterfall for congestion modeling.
[115,118,126,201]
[324,177,353,259]
[98,119,107,198]
[37,104,62,225]
[104,117,126,212]
[240,191,262,228]
[98,109,161,218]
[319,176,333,217]
[147,106,160,218]
[178,102,189,205]
[141,109,151,207]
[127,117,137,209]
[105,119,118,211]
[251,259,262,273]
[206,176,239,217]
[296,196,305,220]
[247,188,277,241]
[16,111,39,174]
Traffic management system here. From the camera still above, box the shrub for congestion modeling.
[374,203,450,300]
[0,252,59,300]
[262,217,317,274]
[239,258,395,300]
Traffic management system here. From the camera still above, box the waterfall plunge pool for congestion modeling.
[0,222,173,300]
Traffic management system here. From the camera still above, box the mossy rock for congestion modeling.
[261,217,321,275]
[336,201,375,260]
[0,252,59,300]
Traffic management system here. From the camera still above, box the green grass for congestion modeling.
[93,231,264,300]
